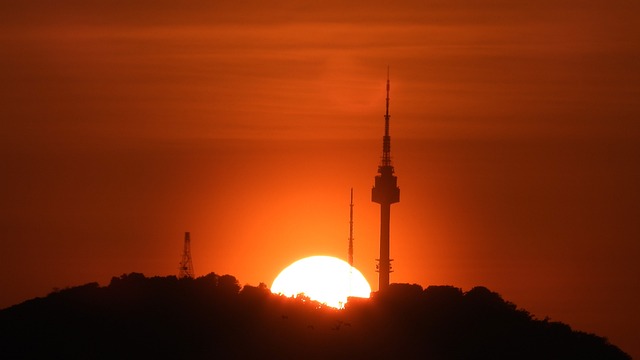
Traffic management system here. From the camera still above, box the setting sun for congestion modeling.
[271,256,371,308]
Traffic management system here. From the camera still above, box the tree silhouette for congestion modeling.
[0,273,630,359]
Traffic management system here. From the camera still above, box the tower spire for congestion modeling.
[178,232,195,279]
[372,69,400,292]
[382,66,392,167]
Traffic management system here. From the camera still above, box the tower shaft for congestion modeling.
[371,70,400,292]
[179,231,195,279]
[377,203,391,288]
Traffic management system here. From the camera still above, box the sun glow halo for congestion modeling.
[271,256,371,308]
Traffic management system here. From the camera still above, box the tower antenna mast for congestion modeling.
[371,67,400,291]
[382,66,392,167]
[178,232,195,279]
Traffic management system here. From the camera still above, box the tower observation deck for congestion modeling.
[371,70,400,292]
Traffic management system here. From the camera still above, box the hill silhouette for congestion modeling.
[0,273,630,359]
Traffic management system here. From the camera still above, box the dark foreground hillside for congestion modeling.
[0,273,630,359]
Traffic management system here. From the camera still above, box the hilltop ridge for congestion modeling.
[0,272,630,359]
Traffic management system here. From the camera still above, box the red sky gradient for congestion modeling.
[1,1,639,357]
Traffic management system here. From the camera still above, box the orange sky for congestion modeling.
[1,0,639,357]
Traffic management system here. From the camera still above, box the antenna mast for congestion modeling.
[178,232,195,279]
[348,188,354,267]
[382,66,392,167]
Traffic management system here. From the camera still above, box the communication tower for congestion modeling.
[371,69,400,291]
[178,232,195,279]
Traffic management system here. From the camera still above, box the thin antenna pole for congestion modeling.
[348,188,354,298]
[348,188,354,267]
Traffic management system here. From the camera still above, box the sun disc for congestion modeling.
[271,256,371,308]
